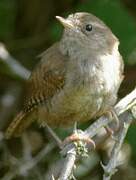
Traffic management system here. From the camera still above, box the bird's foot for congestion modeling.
[104,126,114,136]
[104,108,120,136]
[61,130,95,156]
[61,123,96,154]
[45,122,95,157]
[62,131,95,149]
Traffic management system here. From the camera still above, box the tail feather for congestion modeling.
[5,111,32,139]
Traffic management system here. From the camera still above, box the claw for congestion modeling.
[104,126,114,136]
[104,108,120,132]
[62,130,96,150]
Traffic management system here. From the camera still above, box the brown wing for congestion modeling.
[5,43,67,138]
[24,43,67,112]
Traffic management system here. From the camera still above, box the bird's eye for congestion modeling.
[85,24,92,31]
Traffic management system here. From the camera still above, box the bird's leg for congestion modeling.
[45,122,96,153]
[62,122,96,150]
[104,107,120,136]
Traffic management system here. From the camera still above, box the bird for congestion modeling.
[5,12,124,139]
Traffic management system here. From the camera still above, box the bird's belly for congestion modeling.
[38,86,104,127]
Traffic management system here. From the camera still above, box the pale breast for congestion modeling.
[100,42,123,94]
[38,85,103,127]
[38,43,123,127]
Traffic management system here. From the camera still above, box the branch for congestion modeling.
[0,85,22,129]
[2,142,55,180]
[58,87,136,180]
[102,112,133,180]
[0,43,30,80]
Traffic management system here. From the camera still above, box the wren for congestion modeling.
[5,12,124,138]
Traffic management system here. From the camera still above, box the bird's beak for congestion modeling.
[56,16,74,29]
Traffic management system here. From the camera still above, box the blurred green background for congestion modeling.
[0,0,136,179]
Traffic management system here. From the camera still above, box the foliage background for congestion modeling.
[0,0,136,179]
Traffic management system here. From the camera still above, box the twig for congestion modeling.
[22,133,33,161]
[59,146,76,180]
[58,88,136,180]
[102,112,133,180]
[2,143,55,180]
[0,85,22,129]
[19,143,55,176]
[45,123,62,148]
[0,43,30,80]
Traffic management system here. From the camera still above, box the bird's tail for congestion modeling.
[5,111,33,139]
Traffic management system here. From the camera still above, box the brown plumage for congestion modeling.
[5,12,124,139]
[6,43,66,138]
